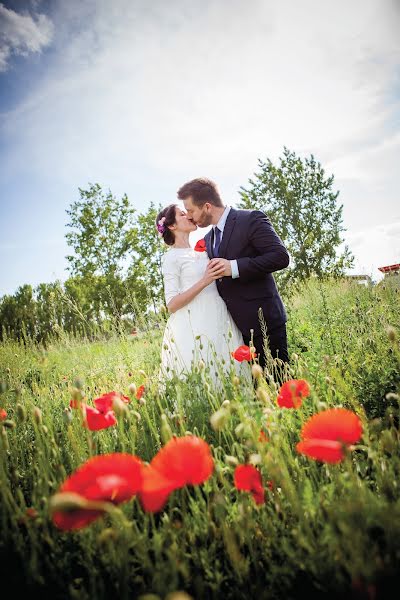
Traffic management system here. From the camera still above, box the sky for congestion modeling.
[0,0,399,297]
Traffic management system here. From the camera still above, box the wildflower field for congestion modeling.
[0,279,399,600]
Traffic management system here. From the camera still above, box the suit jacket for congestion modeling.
[204,208,289,339]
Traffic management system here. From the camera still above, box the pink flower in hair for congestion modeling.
[157,217,166,234]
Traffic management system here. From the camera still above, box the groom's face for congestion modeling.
[183,196,213,228]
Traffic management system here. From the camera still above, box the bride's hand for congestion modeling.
[203,262,221,284]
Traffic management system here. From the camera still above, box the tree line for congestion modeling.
[0,148,354,343]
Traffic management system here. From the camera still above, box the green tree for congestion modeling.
[127,201,168,312]
[65,183,137,278]
[0,285,37,341]
[239,147,354,286]
[65,183,140,324]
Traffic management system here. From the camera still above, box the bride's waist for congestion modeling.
[181,282,218,296]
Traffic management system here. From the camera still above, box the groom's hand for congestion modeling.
[207,258,232,277]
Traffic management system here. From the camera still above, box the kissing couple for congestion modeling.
[156,177,290,385]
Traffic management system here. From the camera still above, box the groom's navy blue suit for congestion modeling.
[204,208,290,367]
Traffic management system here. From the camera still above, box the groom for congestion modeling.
[178,177,290,373]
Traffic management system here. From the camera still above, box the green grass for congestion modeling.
[0,278,399,600]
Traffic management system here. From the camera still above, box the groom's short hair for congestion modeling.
[177,177,223,207]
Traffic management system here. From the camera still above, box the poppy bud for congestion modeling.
[251,364,263,379]
[225,455,239,467]
[232,376,240,386]
[138,370,147,378]
[1,428,9,451]
[256,388,271,404]
[63,408,73,424]
[221,400,230,408]
[112,397,128,417]
[73,378,84,390]
[128,383,137,396]
[249,453,262,465]
[234,423,245,437]
[3,419,16,429]
[210,408,229,431]
[49,492,90,514]
[387,326,396,342]
[161,414,173,443]
[16,403,27,422]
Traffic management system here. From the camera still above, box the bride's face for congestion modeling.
[174,207,197,232]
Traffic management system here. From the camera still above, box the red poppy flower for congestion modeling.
[231,345,257,362]
[138,464,176,513]
[194,239,206,252]
[94,391,130,413]
[83,405,117,431]
[296,439,349,463]
[234,464,265,505]
[300,408,362,444]
[136,385,145,400]
[52,453,143,530]
[277,379,310,408]
[296,408,363,463]
[0,408,7,421]
[151,435,214,488]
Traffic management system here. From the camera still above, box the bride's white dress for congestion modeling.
[160,247,248,381]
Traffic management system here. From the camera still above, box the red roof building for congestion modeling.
[378,263,400,275]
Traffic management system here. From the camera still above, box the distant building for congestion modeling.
[346,274,373,286]
[378,263,400,277]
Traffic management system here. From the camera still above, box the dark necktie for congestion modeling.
[214,226,221,257]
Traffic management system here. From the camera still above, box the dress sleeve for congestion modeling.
[162,252,181,305]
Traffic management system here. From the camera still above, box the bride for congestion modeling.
[155,203,248,382]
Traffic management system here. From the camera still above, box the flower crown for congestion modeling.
[157,216,166,235]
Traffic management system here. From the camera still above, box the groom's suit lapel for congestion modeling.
[218,208,237,258]
[205,229,214,258]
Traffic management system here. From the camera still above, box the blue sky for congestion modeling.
[1,0,399,296]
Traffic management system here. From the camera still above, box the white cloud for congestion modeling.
[0,2,54,71]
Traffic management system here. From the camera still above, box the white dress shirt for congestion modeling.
[213,206,239,279]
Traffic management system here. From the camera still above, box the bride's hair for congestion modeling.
[155,204,178,246]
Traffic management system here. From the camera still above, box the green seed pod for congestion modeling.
[225,455,239,467]
[161,414,173,444]
[386,326,396,342]
[1,428,9,451]
[33,407,42,424]
[16,403,27,422]
[73,377,84,390]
